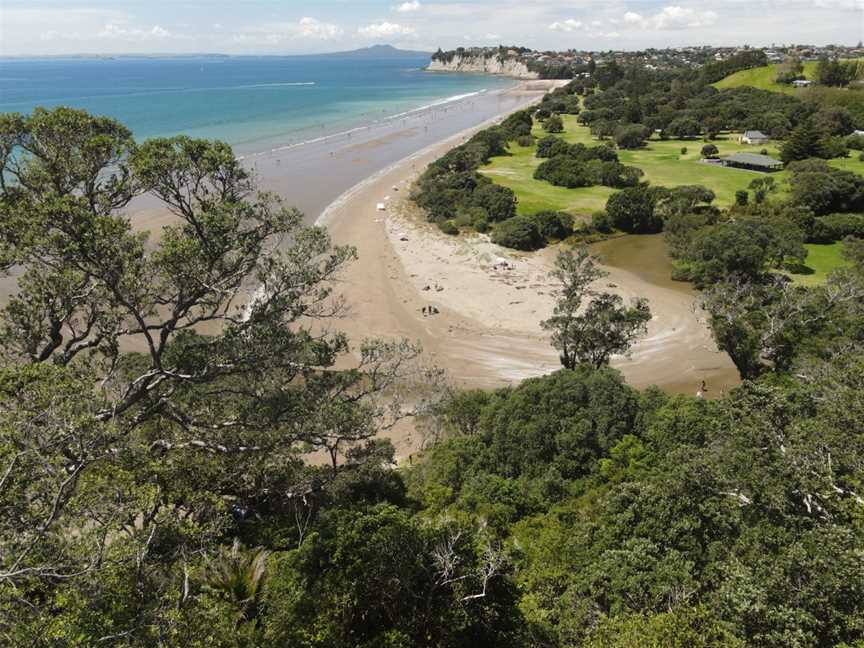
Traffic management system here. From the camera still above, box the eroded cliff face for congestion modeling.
[427,55,539,79]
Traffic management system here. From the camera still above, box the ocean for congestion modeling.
[0,55,515,155]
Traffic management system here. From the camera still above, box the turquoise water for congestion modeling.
[0,55,514,154]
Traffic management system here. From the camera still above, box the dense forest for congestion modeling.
[1,56,864,648]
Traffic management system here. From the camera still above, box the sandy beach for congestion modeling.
[318,80,740,461]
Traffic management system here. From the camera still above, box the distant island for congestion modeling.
[313,44,432,59]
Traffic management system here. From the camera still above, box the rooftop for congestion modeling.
[722,152,783,168]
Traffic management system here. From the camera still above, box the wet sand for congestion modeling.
[179,81,547,225]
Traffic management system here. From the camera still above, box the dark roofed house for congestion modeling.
[740,130,770,145]
[721,152,783,172]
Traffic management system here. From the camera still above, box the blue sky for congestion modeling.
[1,1,860,56]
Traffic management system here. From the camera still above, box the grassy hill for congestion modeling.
[712,62,819,95]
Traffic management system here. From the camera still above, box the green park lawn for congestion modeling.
[481,140,614,217]
[480,114,787,218]
[786,242,851,286]
[712,62,819,95]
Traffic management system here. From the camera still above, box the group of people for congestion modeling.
[422,305,440,317]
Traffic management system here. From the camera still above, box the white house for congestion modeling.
[741,130,770,145]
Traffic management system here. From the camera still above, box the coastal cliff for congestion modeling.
[427,54,539,79]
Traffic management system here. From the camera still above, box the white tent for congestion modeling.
[376,203,386,211]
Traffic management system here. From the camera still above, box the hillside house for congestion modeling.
[740,130,770,145]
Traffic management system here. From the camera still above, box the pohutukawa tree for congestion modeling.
[542,248,651,370]
[0,107,440,595]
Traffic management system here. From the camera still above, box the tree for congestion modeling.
[605,185,666,234]
[700,144,719,159]
[202,540,270,627]
[491,216,545,250]
[780,118,827,163]
[536,135,570,159]
[530,211,574,240]
[472,181,517,221]
[542,249,651,369]
[684,218,805,287]
[664,116,702,139]
[543,114,564,133]
[700,273,864,378]
[614,124,651,150]
[0,108,437,625]
[533,155,593,188]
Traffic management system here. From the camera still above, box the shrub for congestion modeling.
[500,109,534,139]
[516,135,535,148]
[846,133,864,151]
[438,220,459,235]
[534,155,593,188]
[530,211,574,240]
[592,211,613,233]
[472,182,517,222]
[812,213,864,242]
[680,147,688,155]
[455,206,485,228]
[491,216,545,251]
[536,135,570,159]
[735,190,749,206]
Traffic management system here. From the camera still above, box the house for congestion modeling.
[740,130,770,145]
[792,79,813,88]
[721,152,783,172]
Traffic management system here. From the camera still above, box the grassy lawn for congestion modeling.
[480,114,787,217]
[786,242,851,286]
[481,140,613,217]
[712,62,818,95]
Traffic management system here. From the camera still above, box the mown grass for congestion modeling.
[712,62,819,95]
[480,114,787,217]
[786,242,851,286]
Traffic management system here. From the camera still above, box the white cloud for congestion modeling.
[228,17,344,47]
[395,1,423,12]
[811,0,864,8]
[358,21,416,38]
[549,19,584,32]
[97,23,172,41]
[622,6,718,30]
[295,17,344,39]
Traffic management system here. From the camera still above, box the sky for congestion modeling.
[0,0,861,56]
